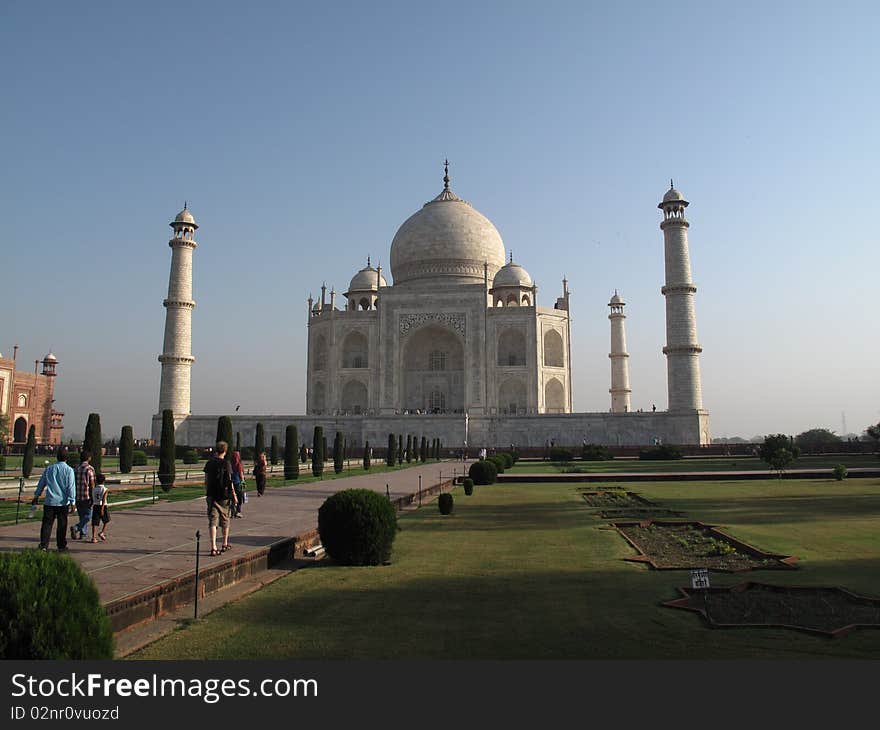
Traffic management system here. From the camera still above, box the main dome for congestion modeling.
[390,174,506,285]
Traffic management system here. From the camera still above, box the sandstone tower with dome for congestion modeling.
[152,166,710,448]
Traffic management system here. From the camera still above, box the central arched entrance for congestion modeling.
[13,416,27,443]
[402,325,465,413]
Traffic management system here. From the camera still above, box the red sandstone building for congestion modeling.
[0,346,63,447]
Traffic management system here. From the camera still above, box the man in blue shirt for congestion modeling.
[32,446,76,551]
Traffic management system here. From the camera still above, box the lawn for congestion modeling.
[131,476,880,659]
[506,453,878,474]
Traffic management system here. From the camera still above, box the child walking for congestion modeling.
[90,473,111,543]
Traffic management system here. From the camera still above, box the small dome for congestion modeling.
[492,259,533,289]
[43,352,57,362]
[173,206,197,227]
[347,264,387,293]
[609,291,624,305]
[663,187,684,203]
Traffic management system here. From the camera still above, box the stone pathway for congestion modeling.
[0,461,469,605]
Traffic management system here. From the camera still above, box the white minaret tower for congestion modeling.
[608,290,631,413]
[157,204,197,420]
[659,181,703,411]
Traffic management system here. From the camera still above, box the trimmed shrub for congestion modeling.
[486,455,505,474]
[216,416,233,452]
[833,464,847,481]
[312,426,324,477]
[254,423,265,462]
[119,425,134,474]
[317,489,397,566]
[639,445,682,461]
[333,432,344,474]
[405,435,413,463]
[549,448,574,462]
[463,477,474,496]
[83,413,103,475]
[438,493,454,515]
[469,460,497,485]
[582,444,612,461]
[66,450,81,468]
[284,425,299,480]
[299,443,307,463]
[0,551,113,659]
[363,440,371,470]
[22,425,36,478]
[386,433,396,467]
[270,435,279,465]
[183,450,199,465]
[397,435,404,465]
[0,456,5,470]
[132,450,148,467]
[420,436,427,463]
[498,452,514,469]
[159,409,175,490]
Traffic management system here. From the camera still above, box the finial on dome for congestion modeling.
[669,179,674,190]
[367,256,371,267]
[443,159,450,190]
[184,200,188,209]
[509,252,513,264]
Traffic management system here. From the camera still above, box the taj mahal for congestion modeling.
[152,164,710,449]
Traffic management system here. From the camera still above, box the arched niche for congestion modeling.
[498,378,526,415]
[312,334,328,371]
[311,382,326,414]
[402,325,464,413]
[497,328,527,367]
[544,378,565,413]
[341,331,369,368]
[543,329,564,368]
[341,380,368,414]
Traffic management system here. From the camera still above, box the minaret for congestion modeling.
[157,204,197,418]
[608,291,631,413]
[659,181,703,411]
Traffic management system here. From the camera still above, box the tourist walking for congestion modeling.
[230,450,245,517]
[204,441,237,556]
[31,446,76,551]
[253,451,267,497]
[72,449,95,540]
[89,473,111,543]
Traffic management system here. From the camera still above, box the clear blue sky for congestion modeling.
[3,1,878,441]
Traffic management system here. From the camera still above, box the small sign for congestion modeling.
[690,568,710,590]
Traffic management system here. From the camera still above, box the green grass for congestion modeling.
[130,476,880,659]
[507,453,878,474]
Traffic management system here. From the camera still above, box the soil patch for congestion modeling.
[612,521,797,572]
[663,582,880,636]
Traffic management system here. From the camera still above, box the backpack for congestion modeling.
[208,457,234,501]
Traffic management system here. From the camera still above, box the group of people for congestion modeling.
[30,442,270,560]
[31,447,111,551]
[202,442,268,557]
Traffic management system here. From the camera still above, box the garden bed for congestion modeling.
[580,489,683,519]
[611,521,797,572]
[662,582,880,636]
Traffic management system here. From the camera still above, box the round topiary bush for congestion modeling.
[463,477,474,496]
[438,493,454,515]
[833,464,847,481]
[132,450,148,467]
[0,551,114,659]
[469,460,497,485]
[318,489,398,566]
[486,455,505,474]
[183,450,199,464]
[498,452,514,469]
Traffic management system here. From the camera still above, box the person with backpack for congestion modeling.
[203,440,238,556]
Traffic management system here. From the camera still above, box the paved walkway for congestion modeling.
[0,461,469,606]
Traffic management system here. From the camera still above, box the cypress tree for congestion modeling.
[299,443,307,463]
[405,434,413,463]
[270,435,279,465]
[323,436,328,463]
[312,426,324,477]
[386,433,396,467]
[159,409,175,490]
[420,436,427,463]
[254,422,265,460]
[119,425,134,474]
[235,432,241,455]
[284,425,299,480]
[84,413,102,475]
[216,416,233,454]
[22,425,36,478]
[397,434,403,465]
[333,432,343,474]
[363,440,371,470]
